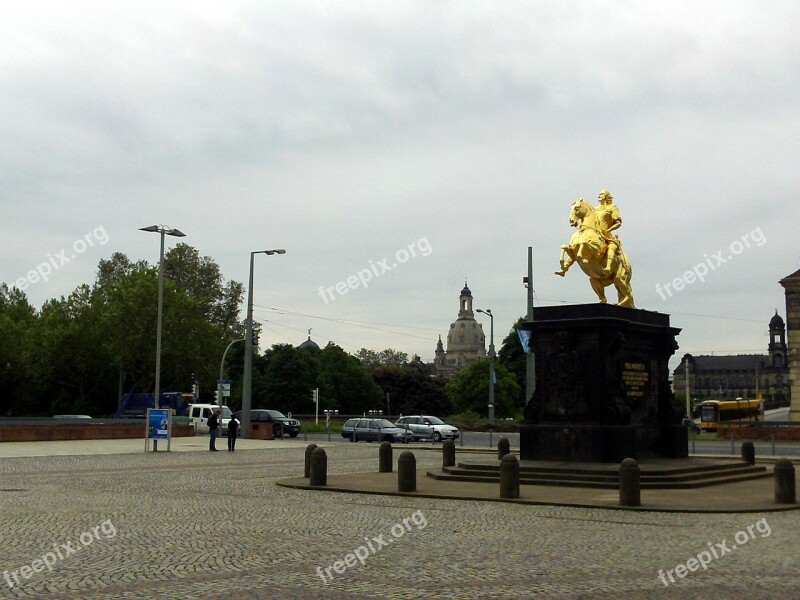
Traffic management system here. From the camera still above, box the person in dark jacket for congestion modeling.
[227,414,240,452]
[208,410,220,451]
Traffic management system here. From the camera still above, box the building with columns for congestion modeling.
[433,282,486,378]
[780,265,800,421]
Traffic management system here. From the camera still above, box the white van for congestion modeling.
[188,404,233,434]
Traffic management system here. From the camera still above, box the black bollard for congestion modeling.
[499,454,520,499]
[619,458,641,507]
[774,458,796,504]
[304,443,318,478]
[379,441,393,473]
[741,441,755,465]
[442,439,456,468]
[309,447,327,486]
[498,437,510,460]
[398,451,416,492]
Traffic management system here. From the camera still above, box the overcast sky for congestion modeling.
[2,1,798,371]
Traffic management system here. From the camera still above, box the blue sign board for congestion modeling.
[147,408,171,440]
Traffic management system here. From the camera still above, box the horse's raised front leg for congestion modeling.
[555,245,575,277]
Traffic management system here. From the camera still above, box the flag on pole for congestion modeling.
[517,328,532,353]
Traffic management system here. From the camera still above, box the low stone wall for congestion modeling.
[0,423,195,442]
[717,426,800,441]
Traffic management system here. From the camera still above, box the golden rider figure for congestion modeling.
[595,189,621,272]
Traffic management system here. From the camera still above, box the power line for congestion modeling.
[254,304,442,332]
[251,305,436,341]
[257,318,361,352]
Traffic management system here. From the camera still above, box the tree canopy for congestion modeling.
[1,245,245,416]
[1,249,459,420]
[498,317,528,410]
[444,357,521,418]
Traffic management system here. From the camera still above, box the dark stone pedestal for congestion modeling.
[520,304,687,462]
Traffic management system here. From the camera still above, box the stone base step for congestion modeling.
[426,460,771,490]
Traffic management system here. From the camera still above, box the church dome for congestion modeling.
[460,283,472,297]
[299,331,320,350]
[446,319,486,352]
[770,311,784,329]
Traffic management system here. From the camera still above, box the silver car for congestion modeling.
[340,418,413,443]
[395,415,459,442]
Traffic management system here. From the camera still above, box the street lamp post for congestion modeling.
[241,249,285,438]
[139,225,186,451]
[477,308,495,423]
[218,338,245,405]
[525,246,535,404]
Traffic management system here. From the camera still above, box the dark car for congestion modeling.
[234,409,301,438]
[340,418,413,443]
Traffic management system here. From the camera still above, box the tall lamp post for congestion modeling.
[241,248,286,438]
[218,338,245,405]
[140,225,186,451]
[477,308,495,423]
[524,246,535,404]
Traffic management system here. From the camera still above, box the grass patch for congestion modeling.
[301,421,343,434]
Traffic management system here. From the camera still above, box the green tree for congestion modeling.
[2,245,246,417]
[498,317,528,409]
[318,343,382,415]
[19,281,121,416]
[355,348,409,370]
[0,284,36,415]
[444,358,521,418]
[257,344,318,413]
[371,364,449,416]
[94,246,245,407]
[163,244,244,333]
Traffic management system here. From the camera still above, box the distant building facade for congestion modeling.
[672,312,789,409]
[780,265,800,421]
[433,282,486,378]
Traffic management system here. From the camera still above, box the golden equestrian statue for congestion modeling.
[554,189,635,308]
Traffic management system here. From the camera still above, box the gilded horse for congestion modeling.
[555,197,635,308]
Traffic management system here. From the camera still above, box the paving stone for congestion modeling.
[0,443,797,599]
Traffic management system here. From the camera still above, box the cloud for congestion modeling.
[0,0,796,367]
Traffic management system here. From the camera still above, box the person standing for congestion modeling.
[208,409,220,451]
[227,414,240,452]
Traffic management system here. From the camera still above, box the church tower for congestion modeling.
[769,311,787,369]
[434,282,486,377]
[434,335,446,367]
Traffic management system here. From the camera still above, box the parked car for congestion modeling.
[394,415,459,441]
[233,409,301,438]
[189,404,234,434]
[340,418,413,443]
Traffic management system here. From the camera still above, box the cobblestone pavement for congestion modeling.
[0,443,798,600]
